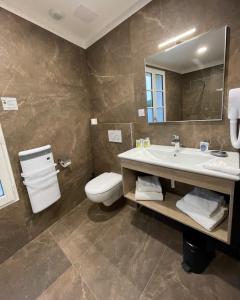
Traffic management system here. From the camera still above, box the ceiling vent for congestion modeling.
[74,4,98,23]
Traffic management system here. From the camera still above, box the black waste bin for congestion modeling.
[182,231,215,274]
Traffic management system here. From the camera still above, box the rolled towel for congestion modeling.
[203,158,240,176]
[137,175,162,193]
[176,199,228,231]
[183,187,225,217]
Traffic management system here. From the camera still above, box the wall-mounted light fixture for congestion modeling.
[158,28,196,49]
[196,46,208,55]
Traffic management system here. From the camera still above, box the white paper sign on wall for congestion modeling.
[108,130,122,143]
[1,97,18,110]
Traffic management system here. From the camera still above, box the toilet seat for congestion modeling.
[85,172,122,195]
[85,172,123,206]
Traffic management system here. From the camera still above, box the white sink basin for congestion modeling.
[145,148,214,166]
[118,145,240,181]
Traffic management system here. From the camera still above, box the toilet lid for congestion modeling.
[85,172,122,195]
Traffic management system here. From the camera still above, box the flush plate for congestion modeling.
[1,97,18,110]
[108,130,122,143]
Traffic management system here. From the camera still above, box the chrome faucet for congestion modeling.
[171,135,180,153]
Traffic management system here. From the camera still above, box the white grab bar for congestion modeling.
[23,170,60,186]
[21,163,57,178]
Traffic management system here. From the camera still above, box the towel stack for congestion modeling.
[176,187,228,231]
[135,175,163,201]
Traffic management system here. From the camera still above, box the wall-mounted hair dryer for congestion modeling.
[228,88,240,149]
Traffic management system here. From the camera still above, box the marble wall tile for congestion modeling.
[87,0,240,168]
[0,9,92,262]
[1,0,240,265]
[130,0,240,150]
[181,65,224,120]
[90,123,134,175]
[87,21,136,123]
[88,74,135,123]
[165,69,183,121]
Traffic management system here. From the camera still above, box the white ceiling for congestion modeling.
[146,27,226,74]
[0,0,152,49]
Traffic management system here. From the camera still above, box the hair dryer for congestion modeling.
[228,88,240,149]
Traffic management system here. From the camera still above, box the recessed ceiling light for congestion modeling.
[158,28,196,49]
[49,9,65,21]
[196,46,208,55]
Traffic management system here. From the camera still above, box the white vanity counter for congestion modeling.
[119,145,240,244]
[118,145,240,181]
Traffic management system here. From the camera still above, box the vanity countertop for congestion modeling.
[118,145,240,181]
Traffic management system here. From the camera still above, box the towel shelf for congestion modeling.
[124,190,228,243]
[120,158,237,245]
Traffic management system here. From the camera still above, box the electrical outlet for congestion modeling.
[138,108,145,117]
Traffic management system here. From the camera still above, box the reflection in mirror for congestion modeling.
[145,27,227,123]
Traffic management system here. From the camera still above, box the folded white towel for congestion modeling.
[183,187,225,217]
[176,199,228,231]
[203,158,240,176]
[135,190,163,201]
[137,175,162,193]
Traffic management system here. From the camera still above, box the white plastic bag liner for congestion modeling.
[19,145,61,213]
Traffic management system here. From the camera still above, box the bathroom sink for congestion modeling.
[118,145,240,180]
[145,148,214,166]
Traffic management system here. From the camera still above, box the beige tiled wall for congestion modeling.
[0,9,93,262]
[1,0,240,263]
[87,0,240,177]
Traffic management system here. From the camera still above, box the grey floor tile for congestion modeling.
[64,205,180,300]
[2,200,240,300]
[0,231,70,300]
[53,201,130,263]
[139,242,240,300]
[37,266,97,300]
[92,209,171,291]
[74,244,141,300]
[48,200,92,244]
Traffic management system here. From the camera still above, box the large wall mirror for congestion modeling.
[144,26,227,123]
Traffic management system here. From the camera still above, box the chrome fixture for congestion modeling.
[171,135,181,153]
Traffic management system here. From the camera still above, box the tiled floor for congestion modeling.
[1,200,240,300]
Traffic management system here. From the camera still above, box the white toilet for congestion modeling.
[85,172,123,206]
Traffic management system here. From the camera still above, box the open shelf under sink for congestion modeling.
[125,190,228,243]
